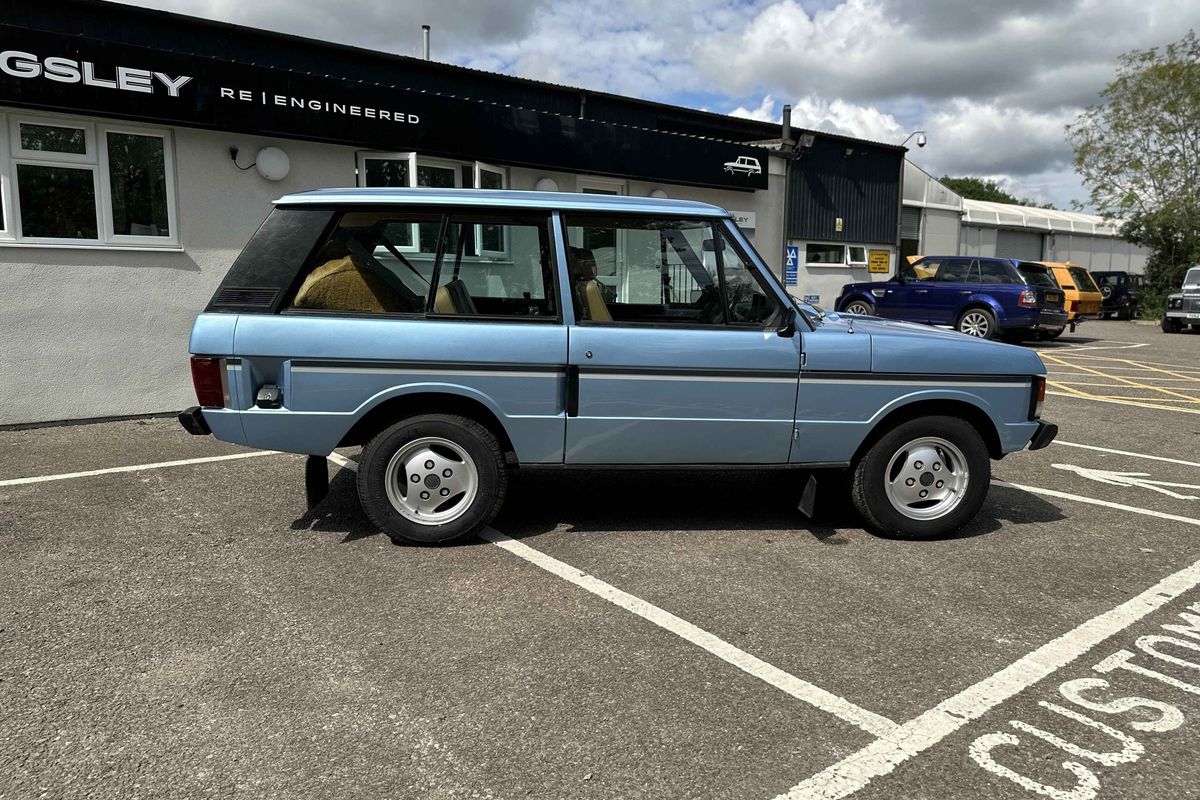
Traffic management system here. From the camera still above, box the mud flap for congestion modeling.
[305,455,329,509]
[797,473,818,519]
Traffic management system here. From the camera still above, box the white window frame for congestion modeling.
[847,245,868,267]
[356,151,513,258]
[0,112,13,242]
[98,126,180,247]
[3,111,180,248]
[11,116,96,164]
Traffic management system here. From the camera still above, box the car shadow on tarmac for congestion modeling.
[290,466,1067,547]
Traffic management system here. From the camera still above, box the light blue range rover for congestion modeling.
[180,189,1056,543]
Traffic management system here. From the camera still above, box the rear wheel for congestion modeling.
[1039,327,1065,340]
[956,307,997,339]
[843,298,876,316]
[851,416,991,539]
[357,414,507,544]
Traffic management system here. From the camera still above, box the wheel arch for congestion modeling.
[957,297,1004,323]
[838,291,877,312]
[851,397,1004,464]
[338,390,518,465]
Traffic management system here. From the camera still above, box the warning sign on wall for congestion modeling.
[868,250,891,274]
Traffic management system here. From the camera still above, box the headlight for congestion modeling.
[1168,297,1183,309]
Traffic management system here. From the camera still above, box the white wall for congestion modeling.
[786,242,898,308]
[0,118,358,425]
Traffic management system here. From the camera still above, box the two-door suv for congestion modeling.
[181,189,1056,544]
[1162,266,1200,333]
[835,256,1068,341]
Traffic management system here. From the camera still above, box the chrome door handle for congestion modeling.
[960,290,971,294]
[915,289,929,294]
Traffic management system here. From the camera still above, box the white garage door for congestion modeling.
[996,229,1044,261]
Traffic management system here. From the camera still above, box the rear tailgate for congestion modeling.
[1019,263,1064,310]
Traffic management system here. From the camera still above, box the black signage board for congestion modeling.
[0,26,768,191]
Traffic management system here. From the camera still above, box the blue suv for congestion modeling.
[835,256,1068,341]
[180,192,1055,544]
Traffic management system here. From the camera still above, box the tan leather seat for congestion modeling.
[568,247,612,322]
[433,278,478,315]
[293,255,411,313]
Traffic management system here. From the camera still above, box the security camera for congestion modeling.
[916,132,927,148]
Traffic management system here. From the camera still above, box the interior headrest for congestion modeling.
[568,246,597,280]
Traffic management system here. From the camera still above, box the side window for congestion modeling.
[565,215,725,325]
[935,258,976,283]
[979,260,1019,285]
[432,214,556,318]
[289,211,439,314]
[717,227,782,325]
[907,258,941,281]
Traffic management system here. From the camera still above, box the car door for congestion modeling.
[926,257,979,324]
[561,213,801,464]
[884,258,941,321]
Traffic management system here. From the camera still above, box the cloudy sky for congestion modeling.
[122,0,1199,209]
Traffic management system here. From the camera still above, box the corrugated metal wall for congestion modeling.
[787,137,902,245]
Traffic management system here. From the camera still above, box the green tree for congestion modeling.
[939,176,1051,208]
[1067,30,1200,305]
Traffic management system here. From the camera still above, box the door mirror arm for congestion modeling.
[777,306,798,338]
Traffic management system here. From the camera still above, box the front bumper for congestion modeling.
[178,406,211,436]
[1165,310,1200,320]
[1028,420,1058,451]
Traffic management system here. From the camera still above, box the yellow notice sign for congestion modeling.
[868,250,891,274]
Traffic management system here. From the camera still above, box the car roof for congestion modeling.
[275,188,733,217]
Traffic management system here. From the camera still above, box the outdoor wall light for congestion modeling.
[534,177,559,192]
[229,145,291,181]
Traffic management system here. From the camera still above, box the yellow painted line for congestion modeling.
[1062,356,1200,383]
[1047,387,1200,415]
[1067,354,1200,372]
[1042,353,1200,403]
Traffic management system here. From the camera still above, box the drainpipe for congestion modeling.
[781,104,794,283]
[422,25,431,60]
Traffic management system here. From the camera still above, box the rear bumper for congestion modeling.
[178,406,211,436]
[1028,420,1058,451]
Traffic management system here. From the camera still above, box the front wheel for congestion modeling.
[357,414,507,544]
[842,298,876,316]
[1163,317,1182,334]
[956,307,997,339]
[851,416,991,539]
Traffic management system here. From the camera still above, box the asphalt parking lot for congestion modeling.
[3,319,1199,800]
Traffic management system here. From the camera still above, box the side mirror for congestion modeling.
[777,306,798,338]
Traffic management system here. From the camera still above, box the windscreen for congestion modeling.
[1017,263,1056,288]
[1184,268,1200,289]
[1068,267,1099,292]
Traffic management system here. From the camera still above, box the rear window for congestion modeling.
[1068,267,1098,292]
[1018,263,1056,288]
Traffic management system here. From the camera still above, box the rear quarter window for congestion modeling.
[1017,263,1056,288]
[1068,267,1098,292]
[206,207,335,313]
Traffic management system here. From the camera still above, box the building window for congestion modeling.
[848,246,867,266]
[1,114,178,246]
[356,152,509,254]
[805,243,845,265]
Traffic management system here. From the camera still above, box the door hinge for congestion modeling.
[792,426,800,441]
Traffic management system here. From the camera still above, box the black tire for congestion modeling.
[1162,317,1182,334]
[357,414,507,545]
[842,298,876,316]
[851,415,991,540]
[1040,327,1065,341]
[955,307,998,339]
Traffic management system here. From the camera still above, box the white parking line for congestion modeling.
[0,450,280,487]
[482,528,899,739]
[776,553,1200,800]
[322,453,896,737]
[991,479,1200,526]
[1053,440,1200,469]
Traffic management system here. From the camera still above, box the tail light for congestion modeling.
[190,356,228,408]
[1018,290,1039,308]
[1030,376,1046,419]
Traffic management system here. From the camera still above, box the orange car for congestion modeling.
[1039,262,1102,335]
